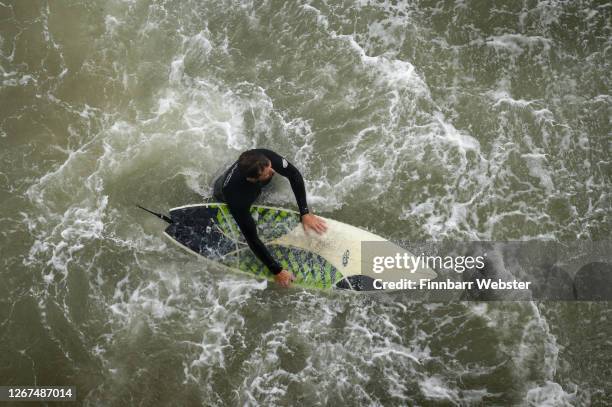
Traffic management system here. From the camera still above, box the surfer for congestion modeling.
[213,149,327,288]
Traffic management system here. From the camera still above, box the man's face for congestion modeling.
[257,162,275,182]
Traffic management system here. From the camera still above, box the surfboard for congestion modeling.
[157,203,436,291]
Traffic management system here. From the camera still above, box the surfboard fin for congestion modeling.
[137,205,173,224]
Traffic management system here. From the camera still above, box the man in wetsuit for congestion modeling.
[213,149,327,288]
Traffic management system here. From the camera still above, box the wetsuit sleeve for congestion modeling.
[226,202,283,275]
[257,148,310,216]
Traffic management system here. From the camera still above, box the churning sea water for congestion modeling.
[1,0,610,405]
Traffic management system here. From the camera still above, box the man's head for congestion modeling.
[238,150,275,182]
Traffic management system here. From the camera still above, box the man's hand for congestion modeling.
[301,213,327,234]
[274,270,295,288]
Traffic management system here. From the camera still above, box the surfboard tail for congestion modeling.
[137,205,173,224]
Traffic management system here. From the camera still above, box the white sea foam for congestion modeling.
[8,1,606,405]
[525,380,577,406]
[419,376,459,401]
[485,34,552,56]
[104,15,122,35]
[523,153,554,193]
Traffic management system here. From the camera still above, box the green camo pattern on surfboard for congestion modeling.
[207,203,300,243]
[207,203,343,289]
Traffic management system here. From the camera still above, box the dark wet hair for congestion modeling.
[238,150,270,178]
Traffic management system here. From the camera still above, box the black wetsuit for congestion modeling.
[213,149,309,274]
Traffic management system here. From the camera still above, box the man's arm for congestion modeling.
[257,148,327,234]
[226,202,283,275]
[256,149,309,216]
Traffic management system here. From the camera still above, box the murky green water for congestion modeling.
[1,0,610,405]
